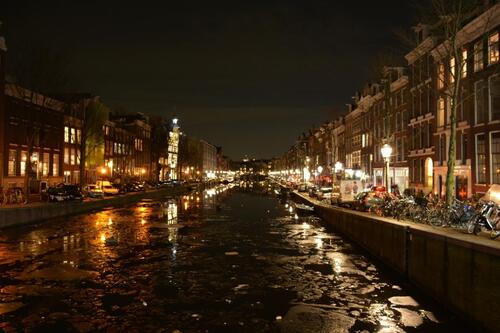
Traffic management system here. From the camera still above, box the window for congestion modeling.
[474,40,484,72]
[361,133,367,148]
[64,147,69,164]
[438,62,445,89]
[488,32,499,65]
[489,75,500,121]
[53,154,59,176]
[70,148,75,165]
[461,132,468,165]
[76,149,80,165]
[438,97,445,127]
[475,80,488,124]
[20,151,27,176]
[491,132,500,184]
[70,128,76,144]
[450,57,456,84]
[442,135,447,162]
[8,150,16,176]
[396,138,402,162]
[461,49,467,78]
[76,129,81,144]
[64,126,69,143]
[476,134,486,183]
[42,153,49,176]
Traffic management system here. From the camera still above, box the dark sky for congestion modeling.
[3,0,416,160]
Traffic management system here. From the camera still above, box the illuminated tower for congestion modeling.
[167,118,180,180]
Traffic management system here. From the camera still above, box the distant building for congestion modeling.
[167,118,180,180]
[200,140,217,179]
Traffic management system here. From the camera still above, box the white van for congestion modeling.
[96,180,119,196]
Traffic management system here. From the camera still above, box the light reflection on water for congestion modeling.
[0,182,468,332]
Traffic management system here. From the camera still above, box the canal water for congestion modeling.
[0,182,471,332]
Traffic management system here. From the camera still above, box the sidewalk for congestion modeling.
[292,190,500,250]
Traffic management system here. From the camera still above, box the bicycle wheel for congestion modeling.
[467,215,481,235]
[428,212,443,227]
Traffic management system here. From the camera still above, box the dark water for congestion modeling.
[0,182,472,332]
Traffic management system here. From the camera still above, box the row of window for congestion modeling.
[476,132,500,184]
[436,32,498,89]
[64,147,80,166]
[7,150,59,177]
[64,126,81,144]
[104,125,151,140]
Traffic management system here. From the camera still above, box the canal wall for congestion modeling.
[0,185,193,229]
[291,191,500,332]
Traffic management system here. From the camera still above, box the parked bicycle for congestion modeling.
[466,201,500,239]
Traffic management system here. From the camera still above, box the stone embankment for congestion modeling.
[0,185,193,229]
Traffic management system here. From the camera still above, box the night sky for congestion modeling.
[3,1,416,159]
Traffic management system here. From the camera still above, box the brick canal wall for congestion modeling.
[0,185,193,229]
[291,191,500,332]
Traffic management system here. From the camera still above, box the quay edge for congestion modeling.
[290,190,500,333]
[0,185,196,229]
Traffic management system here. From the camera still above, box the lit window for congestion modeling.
[474,40,483,72]
[64,147,69,164]
[43,153,49,176]
[53,154,59,176]
[450,57,456,84]
[20,151,27,176]
[437,98,445,127]
[8,149,16,176]
[70,128,76,144]
[64,126,69,143]
[70,148,75,165]
[461,49,467,78]
[488,32,499,65]
[438,62,445,89]
[76,129,81,144]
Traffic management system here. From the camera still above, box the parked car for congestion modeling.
[96,180,119,196]
[47,184,83,202]
[82,184,105,198]
[132,181,146,191]
[123,182,142,192]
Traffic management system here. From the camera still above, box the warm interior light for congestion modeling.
[381,144,393,159]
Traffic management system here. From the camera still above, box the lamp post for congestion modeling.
[317,165,323,186]
[334,161,343,181]
[381,143,393,192]
[303,156,310,183]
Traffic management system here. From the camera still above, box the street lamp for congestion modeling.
[317,166,323,186]
[334,161,343,173]
[381,143,393,192]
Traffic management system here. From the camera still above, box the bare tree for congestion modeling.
[428,0,497,204]
[7,40,72,202]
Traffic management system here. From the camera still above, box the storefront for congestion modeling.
[373,167,409,192]
[434,164,471,199]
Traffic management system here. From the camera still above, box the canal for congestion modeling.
[0,182,470,332]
